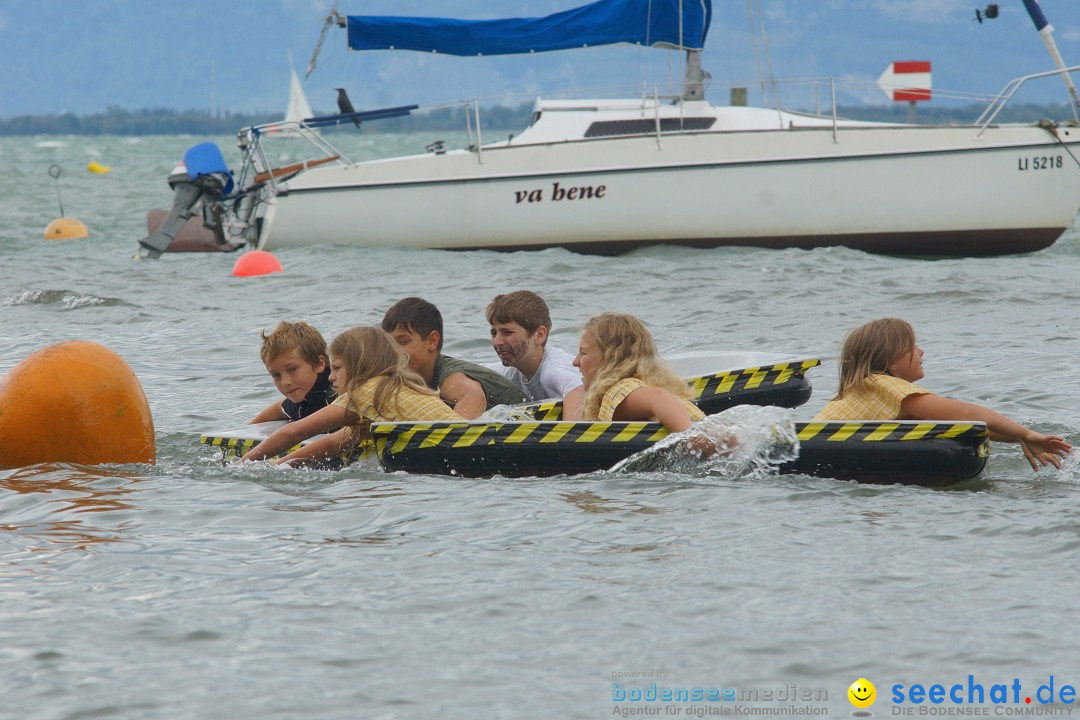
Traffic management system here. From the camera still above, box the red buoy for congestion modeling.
[232,250,283,277]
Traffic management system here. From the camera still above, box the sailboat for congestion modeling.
[140,0,1080,259]
[281,51,317,135]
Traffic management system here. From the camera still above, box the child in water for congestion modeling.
[242,326,461,467]
[382,296,526,418]
[485,290,584,420]
[572,312,704,432]
[250,320,336,423]
[814,317,1071,471]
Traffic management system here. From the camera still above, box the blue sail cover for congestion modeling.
[347,0,711,56]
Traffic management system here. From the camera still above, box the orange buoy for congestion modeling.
[0,341,156,467]
[45,165,87,239]
[232,249,283,277]
[44,217,89,240]
[87,161,111,174]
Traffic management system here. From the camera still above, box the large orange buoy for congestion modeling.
[0,341,156,467]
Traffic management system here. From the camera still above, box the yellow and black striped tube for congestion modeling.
[372,418,988,485]
[371,419,670,477]
[796,420,988,449]
[199,433,373,465]
[200,433,263,461]
[528,358,820,420]
[372,420,669,454]
[204,417,987,486]
[789,420,989,486]
[689,359,820,402]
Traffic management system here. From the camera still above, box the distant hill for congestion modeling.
[0,102,1073,136]
[0,107,280,136]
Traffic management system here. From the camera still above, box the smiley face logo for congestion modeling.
[848,678,876,709]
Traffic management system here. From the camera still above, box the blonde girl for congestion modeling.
[815,317,1070,471]
[573,313,704,432]
[243,326,460,466]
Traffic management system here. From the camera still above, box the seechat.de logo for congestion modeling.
[849,678,877,717]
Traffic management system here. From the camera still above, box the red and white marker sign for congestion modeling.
[877,61,932,102]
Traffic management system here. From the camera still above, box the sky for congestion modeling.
[0,0,1077,118]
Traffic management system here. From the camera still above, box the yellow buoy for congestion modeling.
[87,161,111,174]
[0,341,156,467]
[44,217,89,240]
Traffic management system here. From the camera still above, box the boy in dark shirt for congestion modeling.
[250,320,336,423]
[382,297,527,419]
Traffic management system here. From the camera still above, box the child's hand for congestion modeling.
[1019,432,1072,471]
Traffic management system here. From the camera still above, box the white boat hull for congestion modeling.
[255,120,1080,256]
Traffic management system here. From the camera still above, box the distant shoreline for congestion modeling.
[0,102,1072,136]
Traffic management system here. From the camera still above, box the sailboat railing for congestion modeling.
[829,78,838,144]
[253,121,351,161]
[234,121,352,195]
[975,65,1080,137]
[473,98,483,163]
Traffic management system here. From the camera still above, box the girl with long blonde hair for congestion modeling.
[573,313,704,432]
[243,326,460,466]
[815,317,1071,471]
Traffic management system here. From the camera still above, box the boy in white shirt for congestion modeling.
[485,290,584,420]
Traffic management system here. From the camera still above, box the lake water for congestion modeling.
[3,133,1080,719]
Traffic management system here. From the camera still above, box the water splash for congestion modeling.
[477,404,536,422]
[609,405,799,478]
[1050,447,1080,481]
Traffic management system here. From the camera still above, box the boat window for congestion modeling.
[584,117,716,137]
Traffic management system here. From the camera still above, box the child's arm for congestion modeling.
[613,386,694,433]
[561,386,584,422]
[250,399,287,424]
[439,372,488,420]
[902,393,1071,470]
[242,402,348,462]
[274,428,352,467]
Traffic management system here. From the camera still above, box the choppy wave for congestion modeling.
[2,288,131,309]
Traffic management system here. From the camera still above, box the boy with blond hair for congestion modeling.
[485,290,583,419]
[250,320,336,423]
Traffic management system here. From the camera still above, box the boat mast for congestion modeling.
[684,50,707,101]
[1021,0,1080,121]
[680,0,709,101]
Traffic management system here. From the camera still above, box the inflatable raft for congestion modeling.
[203,417,988,487]
[201,352,987,485]
[201,353,820,461]
[371,418,989,487]
[538,353,819,419]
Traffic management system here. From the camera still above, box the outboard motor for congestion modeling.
[137,142,237,259]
